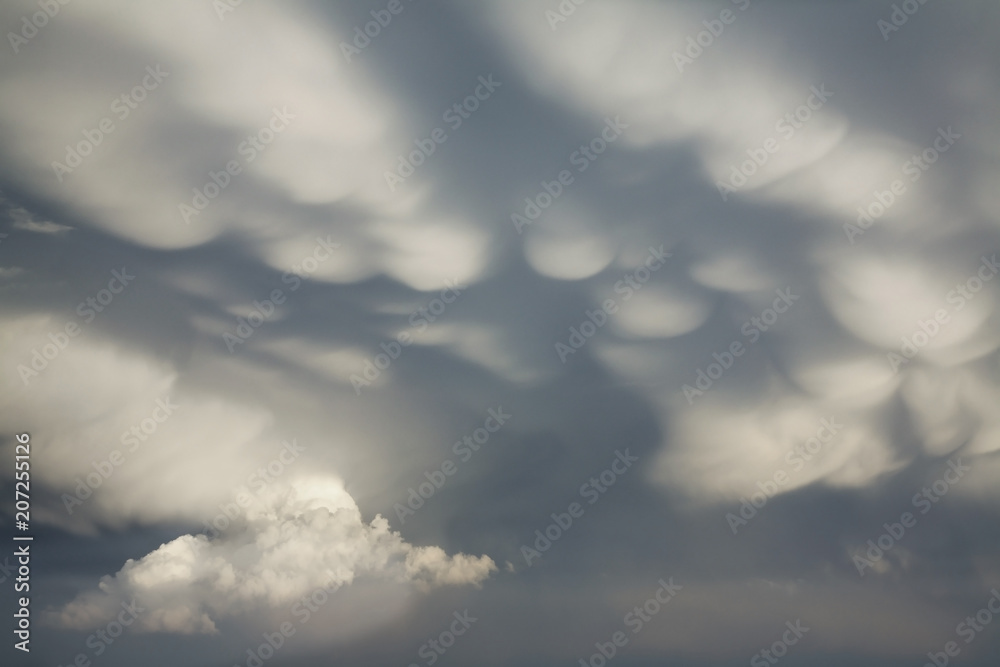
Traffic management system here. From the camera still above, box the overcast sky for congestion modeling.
[2,1,1000,666]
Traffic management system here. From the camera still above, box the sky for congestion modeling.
[2,1,1000,666]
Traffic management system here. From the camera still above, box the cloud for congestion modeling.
[1,312,495,637]
[2,201,72,234]
[12,219,72,235]
[3,1,1000,664]
[48,476,495,634]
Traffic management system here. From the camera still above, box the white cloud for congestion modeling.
[48,476,495,634]
[0,313,495,636]
[8,207,72,234]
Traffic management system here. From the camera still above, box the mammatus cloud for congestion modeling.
[48,477,496,634]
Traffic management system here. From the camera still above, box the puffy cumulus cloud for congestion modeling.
[48,476,496,634]
[1,312,496,636]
